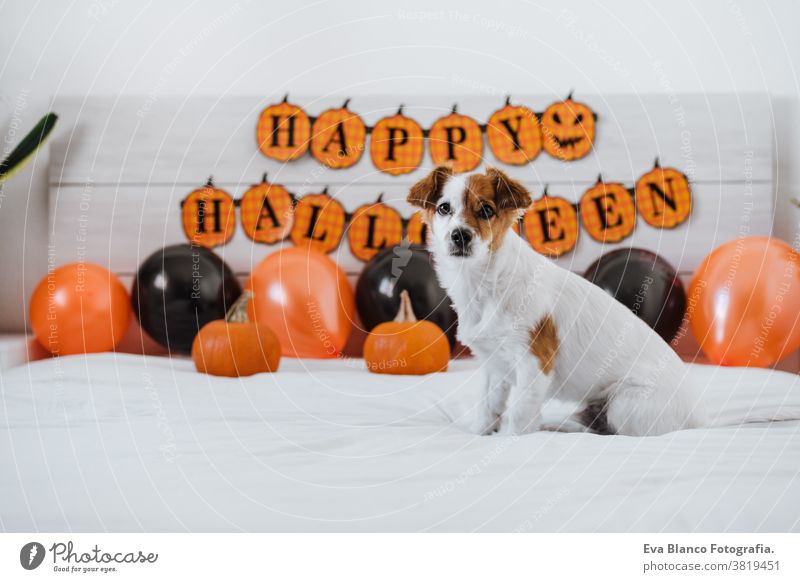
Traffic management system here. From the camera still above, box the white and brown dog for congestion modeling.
[407,166,706,436]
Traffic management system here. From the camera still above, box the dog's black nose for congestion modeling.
[451,228,472,249]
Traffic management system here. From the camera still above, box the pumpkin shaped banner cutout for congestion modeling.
[486,96,542,165]
[579,177,636,243]
[406,211,427,245]
[428,105,483,173]
[635,160,692,229]
[289,190,346,254]
[256,95,311,161]
[541,93,596,161]
[310,99,366,169]
[370,105,425,176]
[240,174,295,244]
[523,189,579,257]
[348,194,404,262]
[181,177,236,248]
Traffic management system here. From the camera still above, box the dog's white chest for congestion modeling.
[453,297,521,356]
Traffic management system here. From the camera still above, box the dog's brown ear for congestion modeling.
[407,166,453,210]
[486,167,532,212]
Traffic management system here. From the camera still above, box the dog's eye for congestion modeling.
[436,202,451,216]
[478,204,495,220]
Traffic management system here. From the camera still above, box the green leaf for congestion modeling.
[0,112,58,182]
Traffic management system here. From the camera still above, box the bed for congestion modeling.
[1,353,799,532]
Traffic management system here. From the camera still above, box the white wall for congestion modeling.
[1,0,799,96]
[1,0,800,330]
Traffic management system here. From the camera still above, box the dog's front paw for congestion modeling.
[501,413,542,435]
[471,411,501,436]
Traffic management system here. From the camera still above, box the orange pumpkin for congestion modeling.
[289,190,346,254]
[635,161,692,228]
[240,173,295,244]
[579,178,636,243]
[370,106,425,175]
[541,94,596,161]
[347,195,404,262]
[486,97,542,165]
[192,291,281,377]
[364,290,450,375]
[406,210,428,245]
[256,95,311,161]
[522,189,579,257]
[428,105,483,173]
[310,99,366,169]
[181,177,236,248]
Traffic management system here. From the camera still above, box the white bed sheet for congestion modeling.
[1,353,799,532]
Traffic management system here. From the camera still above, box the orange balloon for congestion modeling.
[246,247,354,358]
[30,263,132,355]
[689,236,800,366]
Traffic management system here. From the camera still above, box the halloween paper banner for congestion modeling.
[523,160,692,257]
[257,94,597,174]
[180,161,691,261]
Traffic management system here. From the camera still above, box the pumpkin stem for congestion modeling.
[542,184,549,197]
[225,290,253,323]
[206,176,214,187]
[282,93,289,103]
[566,89,574,100]
[342,98,351,109]
[262,172,268,183]
[505,95,511,106]
[397,104,404,115]
[376,192,384,203]
[394,289,417,323]
[596,173,603,184]
[653,157,660,168]
[451,103,458,114]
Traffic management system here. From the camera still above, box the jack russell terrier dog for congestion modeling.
[407,166,706,436]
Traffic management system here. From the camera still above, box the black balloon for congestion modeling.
[132,244,241,353]
[583,248,686,342]
[356,245,457,347]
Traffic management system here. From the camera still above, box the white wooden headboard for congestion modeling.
[48,94,773,279]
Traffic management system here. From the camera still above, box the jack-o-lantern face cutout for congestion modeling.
[486,98,542,165]
[635,163,692,228]
[370,107,425,176]
[428,106,483,173]
[579,179,636,243]
[256,96,311,161]
[310,100,366,169]
[541,96,596,161]
[523,192,579,257]
[289,191,346,254]
[347,196,403,262]
[240,176,295,244]
[181,178,236,248]
[406,211,428,245]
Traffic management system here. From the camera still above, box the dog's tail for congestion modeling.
[696,367,800,429]
[704,406,799,428]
